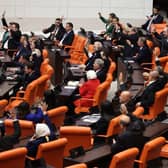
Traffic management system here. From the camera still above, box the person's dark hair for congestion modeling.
[16,102,30,119]
[153,6,160,11]
[66,22,73,28]
[14,22,20,30]
[55,18,61,21]
[109,13,116,18]
[22,34,29,42]
[113,16,119,22]
[26,62,35,71]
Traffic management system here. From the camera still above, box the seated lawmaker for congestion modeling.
[135,70,167,114]
[133,37,152,64]
[0,119,21,151]
[111,114,146,156]
[141,7,164,32]
[74,70,100,108]
[42,18,66,41]
[58,22,74,48]
[93,58,107,83]
[21,62,40,89]
[26,110,56,158]
[12,101,46,124]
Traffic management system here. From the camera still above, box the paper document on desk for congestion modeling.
[64,86,77,89]
[81,114,101,123]
[161,118,168,124]
[67,81,79,87]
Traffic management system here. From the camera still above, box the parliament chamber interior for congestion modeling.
[0,0,168,167]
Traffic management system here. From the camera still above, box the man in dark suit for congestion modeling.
[135,70,167,114]
[22,62,40,89]
[42,18,66,41]
[111,114,146,156]
[8,23,22,56]
[58,22,75,47]
[93,58,107,83]
[133,37,152,64]
[142,7,164,32]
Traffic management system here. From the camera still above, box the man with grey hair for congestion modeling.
[93,58,107,83]
[84,41,103,71]
[135,70,167,114]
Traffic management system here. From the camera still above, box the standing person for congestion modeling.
[42,18,66,41]
[98,12,116,37]
[141,7,164,32]
[58,22,75,48]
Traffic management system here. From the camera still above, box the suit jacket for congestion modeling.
[74,79,100,107]
[111,119,146,156]
[43,24,66,41]
[0,120,21,152]
[135,75,167,114]
[61,30,75,46]
[96,68,108,83]
[8,30,22,50]
[134,45,152,64]
[142,14,164,30]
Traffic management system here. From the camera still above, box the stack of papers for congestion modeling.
[81,114,101,123]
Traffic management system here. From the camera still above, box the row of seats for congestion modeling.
[1,136,168,168]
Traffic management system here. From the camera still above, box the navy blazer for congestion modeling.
[61,30,75,46]
[134,45,152,64]
[43,24,66,41]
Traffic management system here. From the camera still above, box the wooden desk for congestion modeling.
[143,121,168,139]
[0,81,19,99]
[0,51,12,64]
[64,144,112,167]
[48,47,70,85]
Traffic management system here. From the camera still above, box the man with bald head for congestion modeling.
[135,70,167,114]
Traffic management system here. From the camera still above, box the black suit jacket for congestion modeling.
[43,24,66,41]
[134,45,152,64]
[111,119,146,156]
[8,30,22,50]
[142,14,164,30]
[0,120,21,152]
[61,30,75,46]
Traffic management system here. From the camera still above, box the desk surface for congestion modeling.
[64,144,111,166]
[143,121,168,139]
[0,81,19,98]
[0,54,12,63]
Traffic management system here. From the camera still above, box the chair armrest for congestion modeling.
[16,91,25,97]
[133,106,144,117]
[64,45,74,49]
[95,134,109,138]
[26,155,36,161]
[9,97,25,103]
[134,160,143,164]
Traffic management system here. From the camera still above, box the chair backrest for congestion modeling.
[139,137,165,168]
[0,99,8,117]
[47,106,68,128]
[164,61,168,73]
[60,126,92,156]
[106,73,113,84]
[106,116,123,137]
[151,23,167,34]
[108,61,116,74]
[150,47,160,70]
[23,79,39,106]
[93,81,111,107]
[109,148,139,168]
[159,56,168,69]
[36,138,68,168]
[0,147,27,168]
[69,35,87,64]
[36,75,49,98]
[4,119,34,139]
[65,163,87,168]
[42,49,49,59]
[147,87,168,120]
